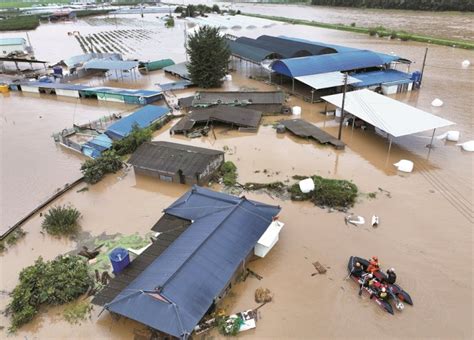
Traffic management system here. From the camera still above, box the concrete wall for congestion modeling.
[198,154,225,184]
[310,0,473,11]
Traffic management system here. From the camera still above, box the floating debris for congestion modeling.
[312,261,327,274]
[255,287,273,303]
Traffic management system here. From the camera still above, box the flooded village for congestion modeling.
[0,1,473,339]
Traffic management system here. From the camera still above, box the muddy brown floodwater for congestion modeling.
[0,9,473,340]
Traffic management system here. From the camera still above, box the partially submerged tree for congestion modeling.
[80,150,123,184]
[8,255,93,332]
[186,25,230,88]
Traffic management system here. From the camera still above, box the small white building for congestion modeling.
[0,38,28,56]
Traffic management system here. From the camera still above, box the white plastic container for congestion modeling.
[225,74,233,81]
[437,130,460,142]
[299,178,315,193]
[394,160,414,173]
[292,106,301,115]
[462,60,470,68]
[457,140,474,152]
[431,98,443,107]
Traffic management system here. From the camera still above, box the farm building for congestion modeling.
[138,58,175,72]
[227,35,414,100]
[93,186,281,339]
[171,106,263,135]
[192,90,287,113]
[11,81,163,104]
[105,105,170,140]
[0,38,28,56]
[128,141,224,185]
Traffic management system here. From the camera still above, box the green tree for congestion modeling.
[186,25,230,88]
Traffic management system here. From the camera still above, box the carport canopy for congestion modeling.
[321,89,454,138]
[295,72,360,90]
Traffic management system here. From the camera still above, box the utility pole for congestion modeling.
[337,72,348,141]
[420,47,428,87]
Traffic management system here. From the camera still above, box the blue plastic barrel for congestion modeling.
[109,248,130,274]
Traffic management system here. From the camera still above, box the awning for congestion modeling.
[83,59,138,71]
[321,89,454,137]
[295,72,360,90]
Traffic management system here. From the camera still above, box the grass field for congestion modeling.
[242,13,474,50]
[0,1,70,9]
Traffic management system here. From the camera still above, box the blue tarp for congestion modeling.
[271,50,401,77]
[105,186,281,338]
[105,105,169,140]
[351,69,413,87]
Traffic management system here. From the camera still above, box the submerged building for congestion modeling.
[128,141,224,185]
[93,186,281,339]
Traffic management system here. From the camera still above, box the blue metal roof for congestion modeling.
[85,133,113,152]
[105,105,169,140]
[105,186,281,338]
[352,69,413,87]
[0,38,26,46]
[83,87,162,98]
[279,36,360,53]
[83,59,138,71]
[271,50,400,77]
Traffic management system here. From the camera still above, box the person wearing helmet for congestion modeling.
[385,268,397,284]
[358,273,372,296]
[378,286,389,301]
[366,256,380,274]
[353,262,364,276]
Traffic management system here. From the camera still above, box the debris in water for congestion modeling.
[312,261,327,274]
[456,140,474,152]
[255,287,273,303]
[431,98,443,107]
[394,160,414,173]
[247,268,263,280]
[345,214,365,226]
[371,215,380,227]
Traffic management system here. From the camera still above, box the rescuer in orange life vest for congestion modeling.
[366,256,380,273]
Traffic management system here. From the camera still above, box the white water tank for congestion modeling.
[462,60,470,68]
[437,131,460,142]
[431,98,443,107]
[394,160,414,173]
[299,178,315,193]
[457,141,474,152]
[292,106,301,115]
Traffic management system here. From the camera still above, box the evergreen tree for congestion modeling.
[186,26,230,88]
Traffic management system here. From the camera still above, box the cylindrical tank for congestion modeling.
[109,248,130,274]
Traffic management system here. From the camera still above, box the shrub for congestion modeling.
[220,161,237,186]
[42,205,81,236]
[8,255,93,332]
[216,315,243,336]
[81,150,123,184]
[112,125,152,156]
[290,175,358,209]
[165,15,175,28]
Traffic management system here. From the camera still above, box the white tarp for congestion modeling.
[295,72,360,90]
[321,89,454,137]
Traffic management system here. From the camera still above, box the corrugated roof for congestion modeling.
[257,35,338,56]
[83,59,138,71]
[163,62,191,80]
[271,50,400,77]
[106,105,169,140]
[171,106,262,133]
[279,36,360,53]
[105,186,281,338]
[193,91,285,106]
[82,86,162,98]
[351,69,413,87]
[0,38,26,46]
[18,81,88,91]
[227,40,277,63]
[64,52,122,68]
[128,141,224,177]
[295,72,360,90]
[321,89,455,138]
[85,133,113,152]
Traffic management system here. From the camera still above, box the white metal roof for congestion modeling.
[295,72,360,90]
[321,89,454,137]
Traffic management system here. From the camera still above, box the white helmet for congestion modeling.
[381,287,386,292]
[389,267,395,273]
